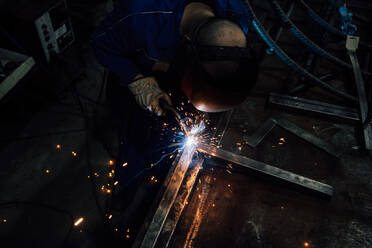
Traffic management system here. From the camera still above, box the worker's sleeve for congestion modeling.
[224,0,250,34]
[91,30,140,86]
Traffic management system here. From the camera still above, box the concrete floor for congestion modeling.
[0,0,372,247]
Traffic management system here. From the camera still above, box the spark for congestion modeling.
[45,169,50,174]
[72,151,77,157]
[108,160,114,166]
[74,217,84,226]
[149,176,158,183]
[278,137,286,145]
[56,144,61,150]
[108,215,112,219]
[114,181,119,186]
[212,203,216,207]
[304,242,310,247]
[185,136,197,147]
[122,162,128,167]
[3,219,7,223]
[280,206,285,210]
[125,234,130,239]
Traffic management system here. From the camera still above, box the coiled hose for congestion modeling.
[241,0,357,102]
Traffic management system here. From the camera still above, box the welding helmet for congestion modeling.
[179,16,259,112]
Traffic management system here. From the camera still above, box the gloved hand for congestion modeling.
[128,76,172,116]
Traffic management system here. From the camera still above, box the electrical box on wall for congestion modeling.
[34,0,74,62]
[0,0,75,63]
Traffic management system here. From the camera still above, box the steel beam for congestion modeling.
[140,147,197,248]
[268,93,360,123]
[197,144,334,197]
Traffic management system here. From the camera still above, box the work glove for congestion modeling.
[128,76,172,116]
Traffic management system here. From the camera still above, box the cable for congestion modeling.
[269,0,372,77]
[0,201,74,248]
[241,0,357,102]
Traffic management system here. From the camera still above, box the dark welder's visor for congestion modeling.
[181,45,259,112]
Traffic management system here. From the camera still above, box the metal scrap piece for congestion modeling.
[197,143,334,197]
[244,119,277,147]
[273,117,342,158]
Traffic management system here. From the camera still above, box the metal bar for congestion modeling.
[241,0,358,102]
[214,109,234,145]
[196,143,334,197]
[290,74,336,94]
[346,36,372,150]
[157,110,234,247]
[268,93,360,122]
[158,161,202,248]
[244,119,277,147]
[140,147,197,248]
[267,1,296,54]
[273,117,342,158]
[137,110,234,247]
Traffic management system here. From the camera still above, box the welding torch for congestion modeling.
[159,99,189,135]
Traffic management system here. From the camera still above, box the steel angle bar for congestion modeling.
[197,144,334,196]
[241,0,357,102]
[269,0,372,77]
[346,36,372,150]
[268,93,360,123]
[273,117,342,158]
[157,161,202,248]
[140,147,198,248]
[244,118,277,147]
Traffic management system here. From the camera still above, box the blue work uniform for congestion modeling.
[91,0,251,187]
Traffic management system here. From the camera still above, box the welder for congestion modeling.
[91,0,258,209]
